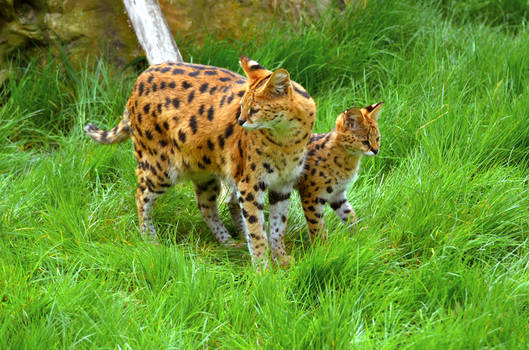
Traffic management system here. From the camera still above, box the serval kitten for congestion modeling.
[296,103,382,239]
[85,57,316,267]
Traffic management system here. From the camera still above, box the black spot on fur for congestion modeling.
[207,139,214,151]
[225,123,234,138]
[172,68,185,75]
[159,140,168,147]
[205,70,217,76]
[189,116,197,134]
[172,98,180,109]
[250,64,265,70]
[326,186,333,193]
[254,182,266,192]
[148,75,154,83]
[188,71,200,77]
[207,106,214,121]
[138,82,144,96]
[188,90,195,103]
[330,199,347,210]
[218,135,225,149]
[178,130,186,143]
[219,95,226,107]
[227,93,234,104]
[269,191,290,205]
[199,104,205,115]
[202,155,211,165]
[160,67,171,73]
[209,86,217,95]
[199,83,209,93]
[145,130,153,140]
[248,215,258,224]
[169,82,176,89]
[237,90,245,97]
[220,77,231,82]
[182,81,192,89]
[154,123,162,133]
[263,162,273,173]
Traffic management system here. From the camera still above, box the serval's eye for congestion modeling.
[362,140,370,147]
[376,137,380,142]
[249,107,260,116]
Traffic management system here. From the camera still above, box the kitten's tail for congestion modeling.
[84,108,131,144]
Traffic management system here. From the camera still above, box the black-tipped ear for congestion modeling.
[365,102,383,120]
[263,68,290,96]
[344,107,363,128]
[239,56,270,82]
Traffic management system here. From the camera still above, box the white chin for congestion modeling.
[363,151,375,157]
[242,123,261,130]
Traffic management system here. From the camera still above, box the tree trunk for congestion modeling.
[122,0,183,65]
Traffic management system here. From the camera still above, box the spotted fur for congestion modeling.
[296,103,383,239]
[84,57,316,268]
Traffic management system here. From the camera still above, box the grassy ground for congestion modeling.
[2,0,529,348]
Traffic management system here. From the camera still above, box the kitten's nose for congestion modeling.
[238,118,245,126]
[372,148,379,155]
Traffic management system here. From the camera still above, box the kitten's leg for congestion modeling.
[300,194,327,241]
[268,186,294,267]
[193,178,234,245]
[136,165,168,244]
[329,191,358,229]
[237,179,269,269]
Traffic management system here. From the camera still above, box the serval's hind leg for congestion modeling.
[193,178,235,245]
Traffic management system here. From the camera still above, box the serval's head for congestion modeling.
[237,56,316,134]
[335,102,383,157]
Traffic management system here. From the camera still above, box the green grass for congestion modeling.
[2,0,529,348]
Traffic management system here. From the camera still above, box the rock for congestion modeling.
[0,0,338,82]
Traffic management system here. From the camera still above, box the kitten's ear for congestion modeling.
[263,68,291,96]
[343,107,363,128]
[365,102,383,121]
[239,56,270,82]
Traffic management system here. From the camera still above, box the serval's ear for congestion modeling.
[239,56,271,82]
[364,102,384,121]
[263,68,291,96]
[343,107,363,128]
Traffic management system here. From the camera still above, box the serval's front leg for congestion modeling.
[268,185,294,267]
[227,187,246,235]
[300,192,327,242]
[237,179,269,269]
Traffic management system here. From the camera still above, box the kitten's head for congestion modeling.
[335,102,383,157]
[237,56,315,132]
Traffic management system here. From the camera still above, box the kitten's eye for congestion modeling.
[362,140,370,147]
[249,107,260,116]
